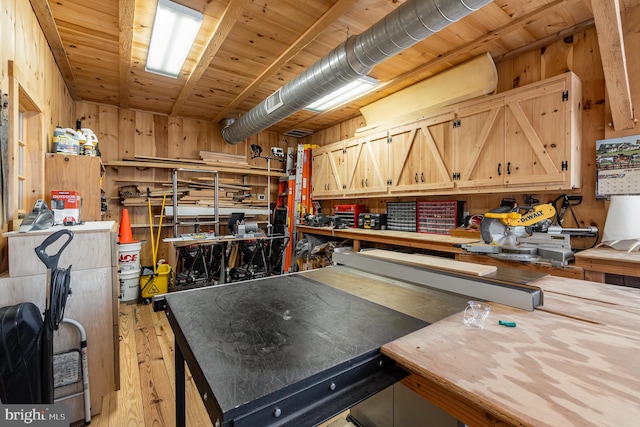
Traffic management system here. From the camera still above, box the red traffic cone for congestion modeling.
[119,208,138,243]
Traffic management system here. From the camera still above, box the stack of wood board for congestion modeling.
[199,151,249,167]
[359,249,497,276]
[116,177,267,209]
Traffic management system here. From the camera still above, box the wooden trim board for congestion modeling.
[359,249,497,276]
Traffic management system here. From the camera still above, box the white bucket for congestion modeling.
[120,270,141,302]
[118,242,142,273]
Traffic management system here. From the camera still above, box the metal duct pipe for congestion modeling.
[222,0,493,144]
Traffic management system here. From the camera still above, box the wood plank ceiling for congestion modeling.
[29,0,633,136]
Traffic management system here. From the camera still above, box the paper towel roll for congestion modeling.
[601,195,640,251]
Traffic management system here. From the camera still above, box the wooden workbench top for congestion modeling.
[297,226,479,254]
[574,246,640,262]
[382,275,640,427]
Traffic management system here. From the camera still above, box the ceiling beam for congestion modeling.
[29,0,80,100]
[492,19,594,63]
[592,0,635,131]
[290,0,583,131]
[170,0,251,117]
[383,0,582,89]
[212,0,360,124]
[119,0,135,109]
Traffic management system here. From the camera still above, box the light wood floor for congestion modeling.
[90,302,348,427]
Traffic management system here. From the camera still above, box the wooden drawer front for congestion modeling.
[8,228,112,277]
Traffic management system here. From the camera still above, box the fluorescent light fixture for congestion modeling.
[305,76,379,112]
[145,0,203,78]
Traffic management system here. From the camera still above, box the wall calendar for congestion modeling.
[596,134,640,198]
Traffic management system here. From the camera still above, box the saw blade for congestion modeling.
[480,218,507,244]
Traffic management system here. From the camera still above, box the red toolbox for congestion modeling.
[334,204,367,228]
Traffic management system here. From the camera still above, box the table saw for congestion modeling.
[164,249,549,426]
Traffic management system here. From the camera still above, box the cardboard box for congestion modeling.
[51,190,82,225]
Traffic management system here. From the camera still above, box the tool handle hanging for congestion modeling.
[35,229,74,270]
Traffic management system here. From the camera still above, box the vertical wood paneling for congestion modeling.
[153,116,169,159]
[0,0,16,85]
[0,0,74,271]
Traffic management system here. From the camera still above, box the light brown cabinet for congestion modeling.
[343,130,389,195]
[455,73,581,191]
[311,143,346,198]
[311,71,582,200]
[388,111,457,194]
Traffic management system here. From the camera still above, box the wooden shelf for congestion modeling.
[105,160,286,178]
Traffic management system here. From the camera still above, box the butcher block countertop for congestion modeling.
[382,275,640,427]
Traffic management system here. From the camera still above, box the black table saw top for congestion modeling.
[165,273,429,426]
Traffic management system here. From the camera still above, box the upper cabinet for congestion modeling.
[388,111,456,194]
[455,73,581,192]
[311,142,346,198]
[311,72,582,200]
[343,130,389,195]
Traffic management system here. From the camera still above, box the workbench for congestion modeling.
[456,252,585,279]
[297,225,477,254]
[383,274,640,427]
[574,246,640,284]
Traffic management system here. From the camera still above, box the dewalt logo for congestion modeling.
[521,210,544,222]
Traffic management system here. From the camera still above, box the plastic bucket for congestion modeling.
[140,264,171,299]
[118,242,142,273]
[120,270,140,302]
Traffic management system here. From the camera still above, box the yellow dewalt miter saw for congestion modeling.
[462,200,598,265]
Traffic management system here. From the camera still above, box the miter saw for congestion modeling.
[461,198,598,266]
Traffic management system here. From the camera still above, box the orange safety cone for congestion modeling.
[119,208,139,243]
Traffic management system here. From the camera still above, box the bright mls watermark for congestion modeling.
[1,405,68,426]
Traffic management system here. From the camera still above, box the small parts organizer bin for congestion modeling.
[386,202,417,232]
[417,200,464,234]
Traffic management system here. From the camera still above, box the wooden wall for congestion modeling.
[74,101,292,267]
[304,24,627,250]
[0,0,75,272]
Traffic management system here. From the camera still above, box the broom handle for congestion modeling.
[147,189,156,270]
[154,194,167,270]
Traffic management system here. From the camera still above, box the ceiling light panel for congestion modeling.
[146,0,203,78]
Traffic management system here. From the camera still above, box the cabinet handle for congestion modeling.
[507,162,511,175]
[497,163,502,176]
[361,179,365,187]
[420,173,424,183]
[415,173,419,183]
[365,178,368,187]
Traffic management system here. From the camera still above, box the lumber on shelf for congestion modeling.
[106,159,285,177]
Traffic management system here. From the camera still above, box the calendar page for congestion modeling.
[596,135,640,198]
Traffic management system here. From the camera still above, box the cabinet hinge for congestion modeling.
[561,160,568,171]
[453,119,461,128]
[562,91,569,102]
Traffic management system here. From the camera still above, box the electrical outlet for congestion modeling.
[258,194,266,201]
